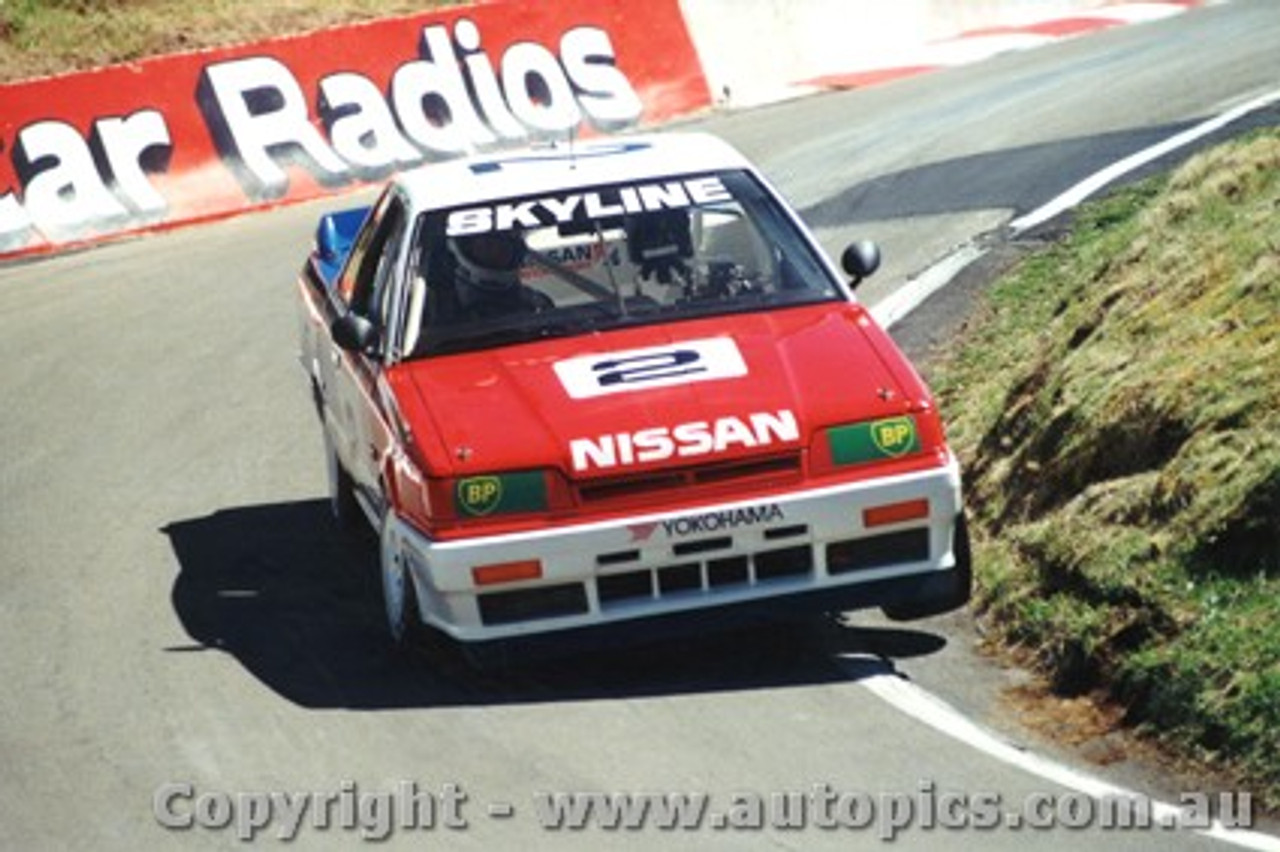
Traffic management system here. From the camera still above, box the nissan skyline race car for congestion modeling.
[295,131,970,658]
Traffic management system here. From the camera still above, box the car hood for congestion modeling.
[388,303,930,479]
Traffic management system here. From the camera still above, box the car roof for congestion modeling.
[393,132,756,213]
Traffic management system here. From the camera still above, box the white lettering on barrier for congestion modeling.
[502,41,583,133]
[392,25,500,155]
[0,17,645,252]
[199,19,642,200]
[0,109,173,251]
[0,193,33,250]
[94,110,172,215]
[560,27,644,129]
[200,56,352,198]
[455,19,526,141]
[319,73,422,177]
[17,121,126,232]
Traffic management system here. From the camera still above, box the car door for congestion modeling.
[324,190,411,517]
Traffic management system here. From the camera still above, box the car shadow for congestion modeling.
[163,499,949,710]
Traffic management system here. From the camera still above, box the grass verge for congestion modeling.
[930,129,1280,805]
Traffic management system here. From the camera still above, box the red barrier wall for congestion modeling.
[0,0,711,259]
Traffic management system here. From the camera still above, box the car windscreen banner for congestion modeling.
[0,0,712,259]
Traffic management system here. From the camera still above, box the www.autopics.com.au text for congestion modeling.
[152,779,1256,842]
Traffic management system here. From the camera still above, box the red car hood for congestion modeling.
[388,303,930,479]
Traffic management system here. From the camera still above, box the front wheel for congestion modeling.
[325,430,362,532]
[881,513,973,621]
[380,515,424,647]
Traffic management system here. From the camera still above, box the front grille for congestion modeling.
[692,455,800,485]
[658,563,701,594]
[754,545,813,580]
[596,544,814,611]
[577,453,802,506]
[708,556,749,587]
[578,472,686,503]
[598,570,652,605]
[473,525,933,627]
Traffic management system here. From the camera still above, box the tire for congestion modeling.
[882,513,973,621]
[380,513,425,647]
[324,430,363,532]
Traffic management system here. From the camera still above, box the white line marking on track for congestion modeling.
[869,242,987,329]
[856,666,1280,849]
[867,86,1280,329]
[1009,87,1280,232]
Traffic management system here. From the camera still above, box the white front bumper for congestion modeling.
[386,458,964,642]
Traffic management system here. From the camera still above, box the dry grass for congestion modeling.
[0,0,459,82]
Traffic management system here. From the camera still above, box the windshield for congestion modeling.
[403,170,842,358]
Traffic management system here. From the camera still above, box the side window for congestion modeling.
[338,190,407,317]
[371,201,408,331]
[336,189,389,308]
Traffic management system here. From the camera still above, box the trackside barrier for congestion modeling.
[0,0,710,259]
[0,0,1203,260]
[675,0,1189,107]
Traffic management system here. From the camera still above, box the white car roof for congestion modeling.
[393,132,756,213]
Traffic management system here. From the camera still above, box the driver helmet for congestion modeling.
[450,232,526,300]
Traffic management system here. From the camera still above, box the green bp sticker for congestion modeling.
[828,416,921,466]
[455,472,548,518]
[871,416,919,456]
[457,476,504,516]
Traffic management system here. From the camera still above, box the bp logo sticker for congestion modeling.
[827,415,922,466]
[871,416,918,457]
[457,476,503,516]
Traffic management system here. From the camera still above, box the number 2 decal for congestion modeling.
[594,349,703,386]
[554,338,748,399]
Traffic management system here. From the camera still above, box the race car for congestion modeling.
[295,132,970,658]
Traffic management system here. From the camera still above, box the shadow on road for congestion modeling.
[163,499,949,711]
[797,113,1280,229]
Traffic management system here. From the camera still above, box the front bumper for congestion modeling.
[387,457,965,643]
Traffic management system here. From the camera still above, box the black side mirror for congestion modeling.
[331,312,380,355]
[841,240,881,290]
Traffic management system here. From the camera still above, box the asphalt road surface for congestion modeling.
[2,2,1278,849]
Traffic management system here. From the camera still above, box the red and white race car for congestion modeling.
[296,132,970,657]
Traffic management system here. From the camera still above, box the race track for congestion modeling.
[2,2,1279,849]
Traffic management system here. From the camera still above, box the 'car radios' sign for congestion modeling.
[0,0,711,257]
